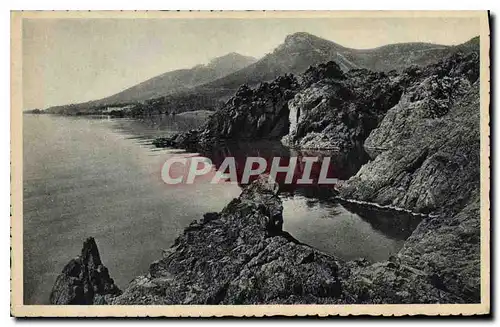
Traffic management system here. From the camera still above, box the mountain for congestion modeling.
[157,33,477,109]
[46,52,256,114]
[46,33,479,115]
[157,47,479,152]
[195,32,452,92]
[101,52,257,104]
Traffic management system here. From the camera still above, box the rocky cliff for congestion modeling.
[153,73,300,149]
[282,63,404,150]
[155,46,479,152]
[338,68,481,302]
[282,51,478,152]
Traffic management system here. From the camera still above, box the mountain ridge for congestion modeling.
[45,33,479,115]
[45,52,256,113]
[88,52,256,105]
[200,32,457,91]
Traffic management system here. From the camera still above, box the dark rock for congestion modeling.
[338,54,481,301]
[300,61,346,88]
[49,237,122,304]
[283,66,404,150]
[364,53,479,157]
[283,52,479,151]
[339,80,480,214]
[200,74,300,144]
[202,212,219,223]
[111,175,344,304]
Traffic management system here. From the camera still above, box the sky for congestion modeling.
[22,16,480,109]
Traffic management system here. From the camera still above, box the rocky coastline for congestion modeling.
[50,171,478,304]
[50,43,481,304]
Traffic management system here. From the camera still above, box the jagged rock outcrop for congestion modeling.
[338,54,481,301]
[201,75,300,143]
[110,175,344,304]
[153,74,300,149]
[364,52,479,157]
[49,237,122,304]
[283,51,479,151]
[51,40,482,306]
[155,42,479,153]
[282,63,404,150]
[51,175,470,305]
[339,54,480,214]
[156,60,404,151]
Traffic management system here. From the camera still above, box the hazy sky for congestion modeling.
[22,17,480,109]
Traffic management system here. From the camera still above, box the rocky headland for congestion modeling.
[51,41,482,304]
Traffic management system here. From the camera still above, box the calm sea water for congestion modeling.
[23,114,421,304]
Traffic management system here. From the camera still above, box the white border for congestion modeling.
[3,1,497,324]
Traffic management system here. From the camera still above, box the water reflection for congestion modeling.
[111,114,207,139]
[187,140,422,262]
[281,195,422,262]
[196,140,370,195]
[111,115,423,262]
[339,201,422,241]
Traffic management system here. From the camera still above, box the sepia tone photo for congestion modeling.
[11,11,490,317]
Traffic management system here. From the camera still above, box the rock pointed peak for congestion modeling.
[81,237,102,267]
[278,32,344,52]
[284,31,319,43]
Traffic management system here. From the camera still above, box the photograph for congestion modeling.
[10,10,490,317]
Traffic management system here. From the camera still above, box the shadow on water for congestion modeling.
[110,114,208,139]
[110,115,423,262]
[339,200,423,241]
[197,140,370,192]
[194,139,423,261]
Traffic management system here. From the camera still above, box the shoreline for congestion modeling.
[49,172,477,304]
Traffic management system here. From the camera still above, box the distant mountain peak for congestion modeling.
[282,32,319,47]
[284,32,318,42]
[277,32,344,53]
[46,36,478,115]
[217,52,251,59]
[46,53,257,111]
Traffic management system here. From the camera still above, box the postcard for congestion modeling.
[10,10,490,317]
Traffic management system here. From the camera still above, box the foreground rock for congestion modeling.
[52,175,471,304]
[49,237,122,304]
[110,175,344,304]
